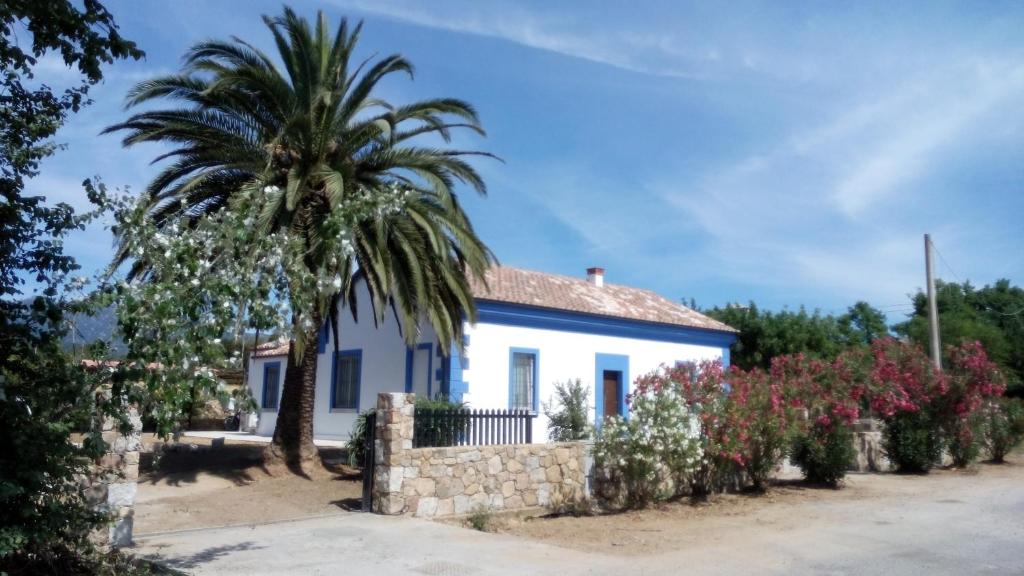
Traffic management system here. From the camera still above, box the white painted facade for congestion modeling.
[461,321,726,440]
[247,278,735,442]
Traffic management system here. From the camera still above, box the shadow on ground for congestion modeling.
[142,444,354,487]
[149,541,266,570]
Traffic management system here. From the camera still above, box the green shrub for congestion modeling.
[790,421,855,487]
[543,379,590,441]
[983,397,1024,463]
[346,409,375,467]
[467,504,492,532]
[883,411,942,473]
[413,395,469,447]
[945,414,983,468]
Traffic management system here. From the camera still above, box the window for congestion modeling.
[332,350,361,410]
[509,348,538,412]
[262,362,281,410]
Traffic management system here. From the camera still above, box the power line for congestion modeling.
[928,238,963,284]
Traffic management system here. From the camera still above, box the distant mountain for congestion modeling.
[63,304,126,355]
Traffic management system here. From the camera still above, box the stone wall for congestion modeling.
[372,393,591,518]
[87,406,142,548]
[850,418,893,472]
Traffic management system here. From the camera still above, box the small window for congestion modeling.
[262,362,281,410]
[332,350,361,410]
[509,349,538,412]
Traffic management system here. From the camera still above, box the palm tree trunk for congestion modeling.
[264,317,323,476]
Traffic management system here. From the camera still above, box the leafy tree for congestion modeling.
[0,0,142,571]
[838,300,889,345]
[706,301,890,371]
[894,280,1024,396]
[106,8,494,472]
[706,303,844,370]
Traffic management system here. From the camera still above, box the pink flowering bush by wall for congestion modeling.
[941,342,1006,466]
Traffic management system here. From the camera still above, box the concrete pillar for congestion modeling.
[372,392,415,515]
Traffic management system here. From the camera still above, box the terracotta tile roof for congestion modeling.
[468,266,738,334]
[252,339,290,358]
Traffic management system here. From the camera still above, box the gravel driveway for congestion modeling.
[135,461,1024,575]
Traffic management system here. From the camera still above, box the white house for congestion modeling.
[246,266,738,441]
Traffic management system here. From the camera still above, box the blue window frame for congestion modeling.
[261,361,281,410]
[508,347,539,412]
[331,349,362,410]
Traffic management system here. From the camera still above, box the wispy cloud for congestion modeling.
[658,55,1024,308]
[327,0,711,79]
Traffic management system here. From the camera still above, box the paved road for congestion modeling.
[135,467,1024,576]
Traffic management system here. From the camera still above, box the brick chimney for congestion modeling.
[586,267,604,287]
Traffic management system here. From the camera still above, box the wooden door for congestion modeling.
[603,370,620,418]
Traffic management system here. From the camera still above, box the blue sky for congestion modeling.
[26,1,1024,321]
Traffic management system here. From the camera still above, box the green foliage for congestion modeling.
[414,395,467,411]
[838,301,889,346]
[543,379,590,442]
[894,279,1024,396]
[0,338,114,562]
[346,408,374,467]
[467,504,492,532]
[0,1,141,571]
[983,397,1024,463]
[790,422,855,487]
[413,395,469,447]
[706,301,889,371]
[883,411,943,473]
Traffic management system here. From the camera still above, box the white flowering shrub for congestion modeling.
[592,381,702,508]
[85,179,408,436]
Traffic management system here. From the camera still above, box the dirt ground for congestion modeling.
[134,438,362,534]
[483,452,1024,557]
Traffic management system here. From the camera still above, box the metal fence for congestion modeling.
[413,407,536,448]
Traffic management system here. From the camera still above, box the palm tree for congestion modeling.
[106,7,495,472]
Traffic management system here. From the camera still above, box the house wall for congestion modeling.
[461,318,729,442]
[247,280,441,440]
[247,283,735,442]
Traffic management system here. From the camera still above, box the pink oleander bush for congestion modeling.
[778,351,864,486]
[941,342,1007,467]
[866,338,949,473]
[983,397,1024,463]
[721,367,794,491]
[594,338,1015,507]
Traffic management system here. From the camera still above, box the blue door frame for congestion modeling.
[595,353,629,423]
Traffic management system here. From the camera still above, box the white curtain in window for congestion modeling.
[512,353,534,410]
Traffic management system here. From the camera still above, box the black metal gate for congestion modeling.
[361,410,376,512]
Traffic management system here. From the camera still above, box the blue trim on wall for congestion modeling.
[595,353,629,423]
[508,347,540,412]
[261,361,281,410]
[403,343,434,399]
[476,300,737,347]
[330,349,362,410]
[721,347,731,370]
[404,348,414,393]
[446,338,468,402]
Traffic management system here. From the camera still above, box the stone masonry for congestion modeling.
[87,405,142,548]
[850,418,893,473]
[372,393,591,518]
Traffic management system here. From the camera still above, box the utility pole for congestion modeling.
[924,234,942,370]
